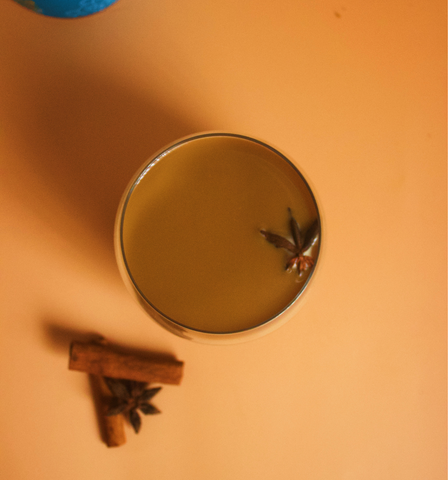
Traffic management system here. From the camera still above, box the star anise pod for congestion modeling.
[260,208,319,276]
[103,377,162,434]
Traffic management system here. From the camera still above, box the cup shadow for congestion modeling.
[18,65,202,265]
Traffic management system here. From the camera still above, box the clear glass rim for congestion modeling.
[116,132,323,337]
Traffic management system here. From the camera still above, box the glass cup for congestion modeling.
[115,133,322,344]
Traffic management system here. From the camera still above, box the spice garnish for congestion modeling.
[104,377,161,434]
[260,208,319,276]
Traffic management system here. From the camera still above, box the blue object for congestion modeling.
[13,0,119,18]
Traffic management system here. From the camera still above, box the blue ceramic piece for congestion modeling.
[13,0,118,18]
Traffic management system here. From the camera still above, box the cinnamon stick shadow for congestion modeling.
[42,321,181,364]
[41,321,104,354]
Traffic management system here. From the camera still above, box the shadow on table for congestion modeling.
[42,319,182,362]
[18,65,201,265]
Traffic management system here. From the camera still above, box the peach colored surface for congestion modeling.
[0,0,446,479]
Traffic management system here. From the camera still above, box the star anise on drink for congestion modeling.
[260,208,319,276]
[104,377,162,434]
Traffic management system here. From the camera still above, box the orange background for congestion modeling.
[0,1,446,479]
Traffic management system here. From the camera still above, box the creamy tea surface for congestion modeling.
[120,135,319,333]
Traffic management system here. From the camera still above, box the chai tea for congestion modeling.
[117,134,320,338]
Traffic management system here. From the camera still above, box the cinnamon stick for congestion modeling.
[90,375,126,447]
[102,413,126,447]
[69,341,184,385]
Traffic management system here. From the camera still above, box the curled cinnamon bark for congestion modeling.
[89,375,126,447]
[70,340,184,447]
[69,341,184,385]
